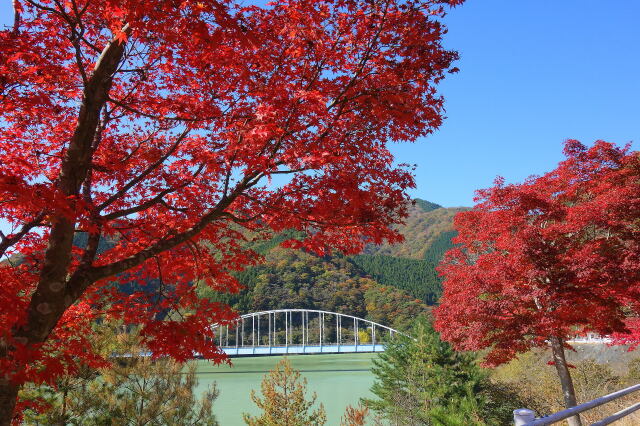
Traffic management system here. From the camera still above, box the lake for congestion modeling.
[194,352,378,425]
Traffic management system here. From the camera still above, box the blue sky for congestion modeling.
[1,0,638,207]
[397,0,640,206]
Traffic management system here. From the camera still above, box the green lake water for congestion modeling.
[194,353,378,425]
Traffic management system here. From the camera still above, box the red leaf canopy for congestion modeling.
[434,140,640,366]
[0,0,462,386]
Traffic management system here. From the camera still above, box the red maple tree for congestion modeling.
[0,0,463,421]
[434,140,640,425]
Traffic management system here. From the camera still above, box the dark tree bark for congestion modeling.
[550,336,582,426]
[0,28,130,425]
[0,375,19,426]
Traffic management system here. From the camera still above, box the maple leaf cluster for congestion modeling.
[434,140,640,366]
[0,0,463,413]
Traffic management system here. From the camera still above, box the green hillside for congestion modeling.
[200,199,463,321]
[414,199,442,212]
[363,199,466,259]
[423,229,457,265]
[199,247,429,331]
[348,255,442,304]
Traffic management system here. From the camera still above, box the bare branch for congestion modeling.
[108,97,235,123]
[23,0,58,15]
[101,187,177,221]
[100,163,205,220]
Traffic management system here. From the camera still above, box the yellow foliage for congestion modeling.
[492,350,640,425]
[358,330,371,344]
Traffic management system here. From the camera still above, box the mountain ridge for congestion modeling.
[209,199,467,320]
[363,198,467,260]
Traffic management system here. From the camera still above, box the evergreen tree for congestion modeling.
[349,254,442,304]
[20,325,219,425]
[243,358,326,426]
[422,230,457,265]
[363,316,512,425]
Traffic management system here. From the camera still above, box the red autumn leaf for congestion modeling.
[433,140,639,411]
[0,0,463,420]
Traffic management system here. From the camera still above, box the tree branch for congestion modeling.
[97,129,190,212]
[16,23,132,346]
[12,0,21,34]
[100,163,205,220]
[0,212,45,259]
[70,172,262,294]
[107,97,235,123]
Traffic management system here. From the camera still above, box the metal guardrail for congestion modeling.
[514,383,640,425]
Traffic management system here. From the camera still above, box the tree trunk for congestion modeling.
[0,377,19,426]
[0,27,131,425]
[550,336,582,426]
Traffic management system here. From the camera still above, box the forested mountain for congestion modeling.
[198,199,464,329]
[350,199,466,305]
[349,255,442,304]
[199,247,429,331]
[363,199,467,259]
[5,200,460,328]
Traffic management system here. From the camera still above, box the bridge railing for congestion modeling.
[210,308,403,355]
[513,383,640,425]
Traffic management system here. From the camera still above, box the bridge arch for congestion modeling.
[212,308,404,356]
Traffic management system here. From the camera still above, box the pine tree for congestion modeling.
[363,316,508,425]
[243,358,326,426]
[20,325,219,425]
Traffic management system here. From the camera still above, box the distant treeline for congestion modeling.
[350,230,456,305]
[423,230,457,265]
[349,255,441,304]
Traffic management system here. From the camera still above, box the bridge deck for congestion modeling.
[220,344,385,356]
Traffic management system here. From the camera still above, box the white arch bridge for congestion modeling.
[212,309,402,356]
